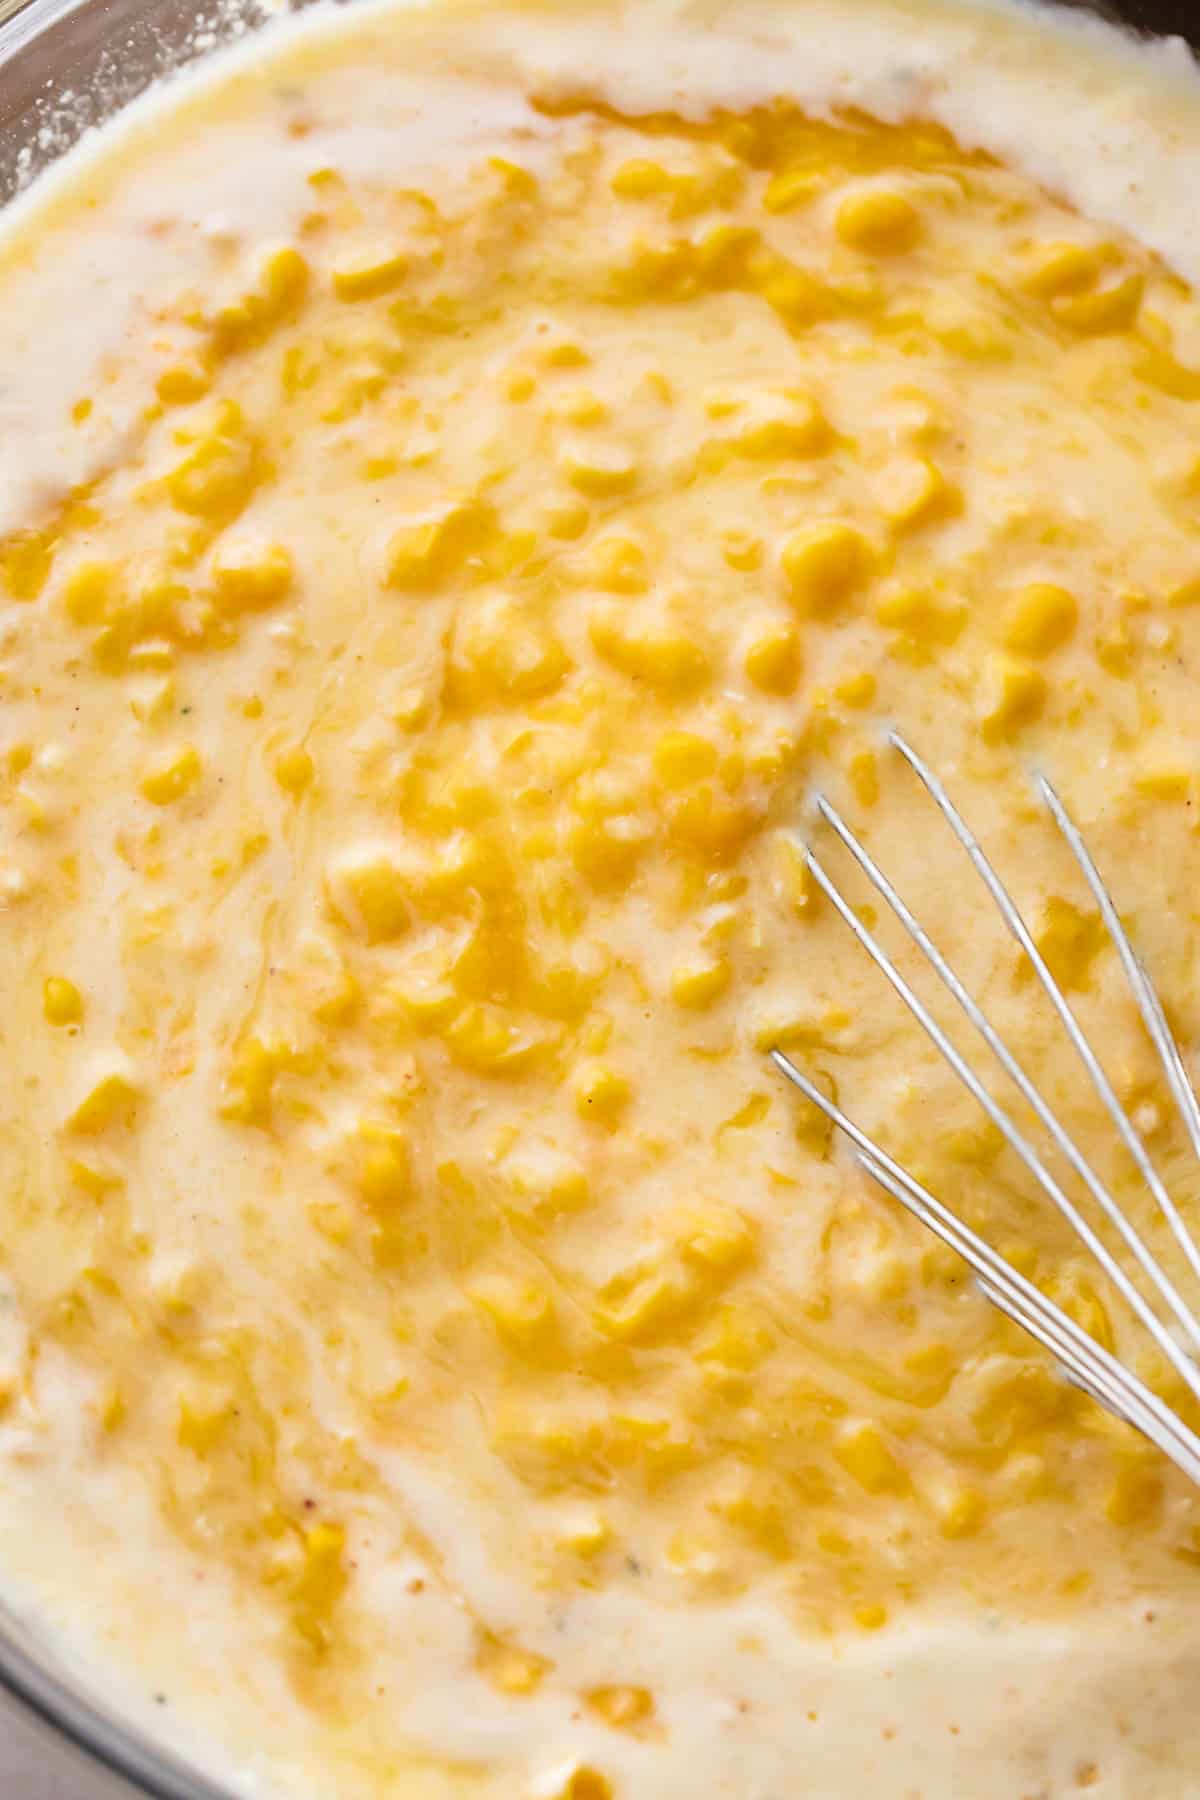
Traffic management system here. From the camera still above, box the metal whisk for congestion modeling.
[769,731,1200,1487]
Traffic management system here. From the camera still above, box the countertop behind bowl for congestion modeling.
[0,1685,141,1798]
[1074,0,1198,30]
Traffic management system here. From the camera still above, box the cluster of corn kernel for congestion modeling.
[3,92,1200,1741]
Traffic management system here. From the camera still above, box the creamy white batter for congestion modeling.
[1,2,1200,1796]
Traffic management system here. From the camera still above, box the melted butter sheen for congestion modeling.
[5,0,1200,1795]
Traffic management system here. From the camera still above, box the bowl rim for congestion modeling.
[0,0,234,1784]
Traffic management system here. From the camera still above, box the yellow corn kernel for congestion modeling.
[331,248,409,301]
[503,1145,590,1223]
[165,401,259,522]
[586,1687,654,1731]
[775,834,817,917]
[1052,272,1144,335]
[721,528,762,572]
[755,259,829,327]
[357,1126,411,1217]
[836,187,921,254]
[568,810,649,887]
[445,1003,546,1076]
[43,976,83,1026]
[670,955,732,1010]
[587,535,649,594]
[544,1766,613,1800]
[1004,582,1078,658]
[489,154,538,198]
[924,293,1009,361]
[291,1522,347,1653]
[131,676,177,726]
[653,731,719,787]
[140,746,202,806]
[697,1304,774,1371]
[468,1272,555,1352]
[556,1509,611,1559]
[418,830,498,905]
[834,670,876,708]
[873,586,965,654]
[1134,761,1192,801]
[274,747,314,794]
[573,1062,631,1128]
[541,337,590,370]
[326,845,410,943]
[732,390,829,460]
[848,747,879,807]
[449,594,570,705]
[1126,616,1161,671]
[316,1200,367,1270]
[704,387,742,420]
[971,1360,1069,1446]
[545,501,590,541]
[561,441,639,498]
[763,166,822,214]
[880,457,961,533]
[782,521,870,616]
[384,499,492,591]
[1022,240,1106,299]
[68,1156,123,1200]
[611,158,673,199]
[177,1397,231,1458]
[211,541,293,615]
[978,653,1046,743]
[556,387,610,427]
[931,1480,987,1539]
[589,607,710,694]
[834,1419,908,1494]
[17,794,53,840]
[1,526,56,602]
[1106,1458,1163,1527]
[156,362,210,407]
[716,1476,792,1559]
[1168,576,1200,609]
[479,1637,549,1697]
[66,1067,140,1136]
[593,1260,688,1342]
[854,1604,889,1632]
[668,782,757,858]
[678,1203,755,1279]
[100,1387,126,1432]
[280,341,320,397]
[744,620,801,694]
[63,561,117,627]
[219,1036,290,1129]
[213,245,309,351]
[1033,896,1107,993]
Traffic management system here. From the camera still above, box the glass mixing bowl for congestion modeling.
[0,0,1195,1791]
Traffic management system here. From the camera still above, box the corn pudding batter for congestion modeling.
[5,0,1200,1793]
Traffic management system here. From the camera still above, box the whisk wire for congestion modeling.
[802,823,1200,1405]
[771,734,1200,1483]
[1036,771,1200,1284]
[812,790,1200,1370]
[770,1051,1200,1485]
[894,734,1200,1304]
